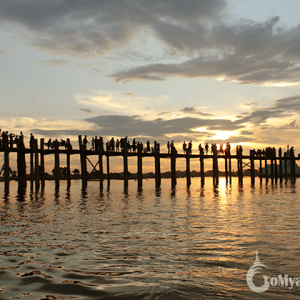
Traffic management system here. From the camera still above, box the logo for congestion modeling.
[247,250,300,293]
[247,250,269,293]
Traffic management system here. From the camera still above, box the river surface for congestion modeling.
[1,177,300,299]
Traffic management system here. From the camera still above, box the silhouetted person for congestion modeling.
[91,137,95,150]
[205,143,209,154]
[188,141,192,154]
[167,141,170,154]
[29,133,35,149]
[116,139,120,152]
[183,141,186,153]
[83,135,88,150]
[146,140,150,153]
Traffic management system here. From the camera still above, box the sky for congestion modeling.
[1,0,300,161]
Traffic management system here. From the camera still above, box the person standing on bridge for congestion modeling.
[29,133,35,149]
[183,141,186,153]
[188,141,192,154]
[83,135,89,150]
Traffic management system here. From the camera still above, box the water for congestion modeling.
[1,178,300,299]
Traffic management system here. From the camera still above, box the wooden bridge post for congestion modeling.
[200,148,205,186]
[30,141,34,186]
[137,143,143,187]
[154,141,161,188]
[270,156,274,184]
[54,139,60,188]
[3,135,9,189]
[239,153,243,185]
[259,152,262,185]
[17,137,26,190]
[123,137,128,188]
[78,135,87,188]
[279,150,283,184]
[213,148,219,185]
[40,138,45,188]
[34,139,40,190]
[186,149,191,187]
[106,142,110,187]
[171,145,177,187]
[228,147,232,185]
[66,146,71,188]
[250,150,255,186]
[98,139,103,189]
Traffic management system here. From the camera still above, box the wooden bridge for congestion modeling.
[0,135,298,190]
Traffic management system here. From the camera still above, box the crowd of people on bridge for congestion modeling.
[82,136,155,153]
[0,130,296,158]
[0,129,24,148]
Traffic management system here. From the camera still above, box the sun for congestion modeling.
[211,131,233,141]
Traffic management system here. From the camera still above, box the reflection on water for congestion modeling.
[1,178,300,299]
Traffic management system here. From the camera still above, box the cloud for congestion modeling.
[109,17,300,85]
[80,108,95,115]
[2,1,300,85]
[236,95,300,126]
[180,107,213,116]
[84,114,241,138]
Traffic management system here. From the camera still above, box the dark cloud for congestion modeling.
[180,107,213,116]
[80,108,95,115]
[81,114,241,139]
[236,95,300,125]
[240,130,253,135]
[2,1,300,85]
[0,0,225,57]
[109,18,300,85]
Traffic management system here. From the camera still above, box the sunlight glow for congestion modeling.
[211,131,233,141]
